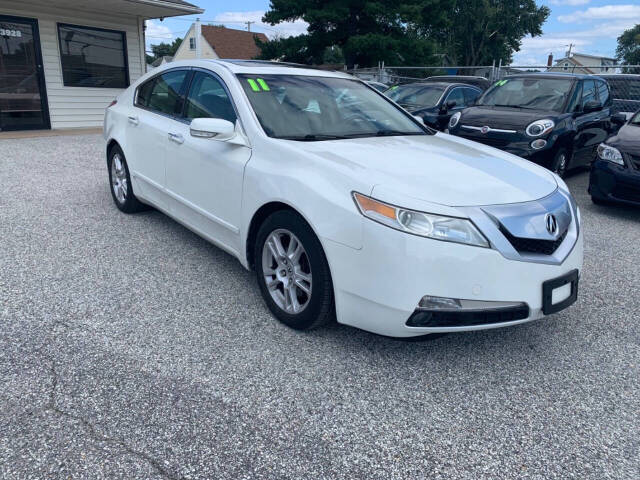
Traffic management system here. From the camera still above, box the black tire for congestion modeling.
[550,148,570,178]
[254,210,334,330]
[107,145,148,213]
[591,195,611,206]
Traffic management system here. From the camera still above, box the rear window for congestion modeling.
[136,70,189,116]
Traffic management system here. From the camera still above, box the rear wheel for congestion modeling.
[550,148,570,178]
[107,146,148,213]
[255,210,334,330]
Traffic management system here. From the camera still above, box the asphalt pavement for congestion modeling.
[0,134,638,479]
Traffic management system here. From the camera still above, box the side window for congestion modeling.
[136,78,155,108]
[144,70,189,116]
[445,88,465,107]
[597,81,610,106]
[184,71,237,123]
[566,82,582,112]
[581,80,597,106]
[464,88,481,105]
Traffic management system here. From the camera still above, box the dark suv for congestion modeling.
[447,73,612,177]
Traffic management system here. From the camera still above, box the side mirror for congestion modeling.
[583,100,602,114]
[413,115,425,125]
[611,113,626,126]
[446,100,457,110]
[190,118,236,141]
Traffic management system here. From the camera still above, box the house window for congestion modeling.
[190,37,196,50]
[57,23,129,88]
[563,62,569,71]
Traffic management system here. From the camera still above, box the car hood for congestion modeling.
[289,133,558,207]
[461,105,557,130]
[607,123,640,154]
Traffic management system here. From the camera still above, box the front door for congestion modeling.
[0,15,49,131]
[165,70,251,255]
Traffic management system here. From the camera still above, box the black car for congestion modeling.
[448,73,613,177]
[385,82,483,131]
[424,75,491,91]
[589,110,640,206]
[598,74,640,115]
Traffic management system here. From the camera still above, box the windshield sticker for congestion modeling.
[247,79,260,92]
[256,78,270,91]
[495,80,508,87]
[390,85,399,90]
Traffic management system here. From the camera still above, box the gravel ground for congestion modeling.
[0,134,639,480]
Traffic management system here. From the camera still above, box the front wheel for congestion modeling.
[255,210,334,330]
[550,148,570,178]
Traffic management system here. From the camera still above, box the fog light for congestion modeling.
[531,139,547,150]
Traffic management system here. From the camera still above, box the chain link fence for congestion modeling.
[349,64,640,114]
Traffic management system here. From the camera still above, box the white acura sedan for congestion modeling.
[104,60,583,337]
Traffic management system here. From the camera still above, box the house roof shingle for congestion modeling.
[201,25,268,60]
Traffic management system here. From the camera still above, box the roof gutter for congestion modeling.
[125,0,204,15]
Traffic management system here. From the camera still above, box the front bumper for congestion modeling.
[589,159,640,205]
[453,129,557,166]
[323,216,583,337]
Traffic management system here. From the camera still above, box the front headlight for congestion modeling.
[353,192,489,248]
[597,143,624,165]
[449,112,461,128]
[525,119,555,137]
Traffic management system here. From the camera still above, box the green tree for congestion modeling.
[616,24,640,73]
[146,37,183,64]
[415,0,550,65]
[257,0,435,67]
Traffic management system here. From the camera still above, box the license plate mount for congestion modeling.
[542,269,579,315]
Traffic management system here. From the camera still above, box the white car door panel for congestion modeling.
[127,69,190,210]
[165,71,251,254]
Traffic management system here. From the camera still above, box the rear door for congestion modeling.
[164,69,252,254]
[127,69,190,209]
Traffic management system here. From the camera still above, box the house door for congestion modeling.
[0,15,49,131]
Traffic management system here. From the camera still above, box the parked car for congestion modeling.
[385,82,482,130]
[425,75,491,91]
[366,81,389,92]
[598,74,640,115]
[448,73,612,177]
[589,110,640,205]
[104,60,582,338]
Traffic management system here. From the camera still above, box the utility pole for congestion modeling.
[245,21,255,32]
[566,43,574,57]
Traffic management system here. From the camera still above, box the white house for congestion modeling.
[0,0,203,132]
[173,23,268,61]
[549,52,618,75]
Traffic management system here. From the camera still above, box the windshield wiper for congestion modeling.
[487,104,537,110]
[277,134,349,141]
[342,130,425,139]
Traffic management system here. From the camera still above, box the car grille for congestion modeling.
[500,226,567,256]
[628,154,640,170]
[458,134,510,148]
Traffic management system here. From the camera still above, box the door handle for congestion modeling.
[168,132,184,144]
[128,115,139,126]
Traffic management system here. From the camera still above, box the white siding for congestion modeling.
[1,3,145,129]
[173,24,219,60]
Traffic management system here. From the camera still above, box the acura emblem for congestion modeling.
[545,213,558,235]
[480,126,490,134]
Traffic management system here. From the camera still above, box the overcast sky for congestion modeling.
[146,0,640,66]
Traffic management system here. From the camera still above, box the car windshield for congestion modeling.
[478,77,574,111]
[631,111,640,125]
[385,84,445,107]
[237,74,426,141]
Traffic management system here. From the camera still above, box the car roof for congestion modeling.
[396,81,478,89]
[504,72,603,81]
[209,59,354,78]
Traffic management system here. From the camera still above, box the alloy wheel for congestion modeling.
[261,229,312,314]
[111,153,128,204]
